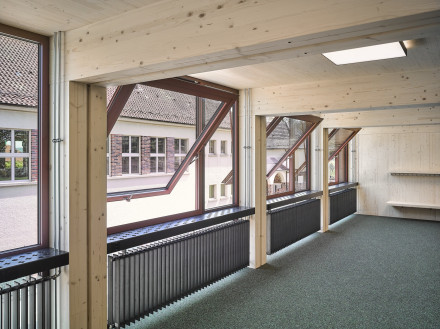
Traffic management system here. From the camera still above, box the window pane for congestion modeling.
[0,157,12,181]
[328,128,353,158]
[150,137,157,153]
[150,157,157,173]
[158,138,165,154]
[15,130,29,153]
[0,129,11,153]
[106,157,109,176]
[131,136,139,153]
[268,162,290,196]
[122,136,129,153]
[338,148,347,183]
[329,158,336,183]
[221,184,226,197]
[131,157,139,174]
[15,157,29,180]
[157,156,165,172]
[294,140,308,192]
[181,139,187,153]
[122,157,129,174]
[174,156,181,171]
[205,109,233,209]
[174,139,179,153]
[221,141,226,154]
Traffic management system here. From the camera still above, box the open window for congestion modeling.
[328,128,360,185]
[266,115,322,198]
[106,78,238,233]
[0,26,49,256]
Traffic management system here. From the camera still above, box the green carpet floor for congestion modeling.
[128,214,440,328]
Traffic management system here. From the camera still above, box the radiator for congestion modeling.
[330,188,357,224]
[107,219,249,328]
[267,199,321,255]
[0,275,54,329]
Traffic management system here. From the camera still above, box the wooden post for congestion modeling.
[69,82,107,329]
[250,115,267,268]
[321,127,330,232]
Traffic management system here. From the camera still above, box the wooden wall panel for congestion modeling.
[357,125,440,221]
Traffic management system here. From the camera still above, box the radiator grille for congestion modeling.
[267,199,321,255]
[107,219,249,328]
[0,275,54,329]
[330,188,357,224]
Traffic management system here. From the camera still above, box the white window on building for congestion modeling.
[122,135,140,174]
[174,138,188,171]
[209,184,216,199]
[220,140,227,154]
[208,140,216,155]
[220,183,226,197]
[150,137,166,173]
[0,129,30,182]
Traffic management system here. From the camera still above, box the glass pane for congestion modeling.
[329,158,336,183]
[174,139,179,153]
[15,130,29,153]
[0,35,39,253]
[131,136,139,153]
[221,184,226,197]
[122,136,129,153]
[328,129,353,158]
[181,139,187,153]
[294,140,308,192]
[122,157,129,174]
[150,157,157,173]
[338,148,347,183]
[157,138,165,154]
[106,157,109,176]
[131,157,139,174]
[267,161,290,196]
[0,130,11,153]
[174,156,181,171]
[157,156,165,172]
[0,157,12,181]
[204,99,223,128]
[151,137,157,153]
[15,157,29,180]
[205,108,233,210]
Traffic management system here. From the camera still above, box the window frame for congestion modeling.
[220,140,227,155]
[208,140,216,155]
[266,115,321,200]
[149,137,166,174]
[174,138,188,171]
[0,24,49,257]
[106,77,239,234]
[121,135,141,175]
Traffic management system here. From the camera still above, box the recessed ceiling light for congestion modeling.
[322,42,407,65]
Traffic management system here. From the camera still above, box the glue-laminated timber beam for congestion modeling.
[253,69,440,116]
[64,0,440,85]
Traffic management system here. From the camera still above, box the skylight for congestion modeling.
[322,42,407,65]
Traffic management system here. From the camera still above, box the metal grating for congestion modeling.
[330,188,357,224]
[107,219,249,328]
[267,199,321,255]
[0,274,55,329]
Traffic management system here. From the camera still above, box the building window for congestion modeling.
[209,140,216,154]
[209,184,216,199]
[220,140,227,154]
[122,136,140,174]
[106,137,110,176]
[220,183,226,197]
[0,129,30,181]
[174,138,188,171]
[150,137,165,173]
[0,27,49,256]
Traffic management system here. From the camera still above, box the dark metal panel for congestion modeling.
[330,188,357,224]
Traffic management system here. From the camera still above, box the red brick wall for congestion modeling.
[166,137,175,173]
[111,134,122,176]
[141,136,151,174]
[31,129,38,182]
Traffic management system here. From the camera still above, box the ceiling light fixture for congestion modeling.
[322,41,407,65]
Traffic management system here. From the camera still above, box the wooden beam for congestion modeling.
[64,0,440,84]
[87,85,108,328]
[252,69,440,116]
[322,106,440,128]
[250,115,267,268]
[69,82,107,329]
[321,128,329,232]
[69,82,88,329]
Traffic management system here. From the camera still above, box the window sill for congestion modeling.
[108,172,189,180]
[329,182,358,194]
[266,190,323,211]
[0,248,68,283]
[0,181,37,187]
[107,206,255,253]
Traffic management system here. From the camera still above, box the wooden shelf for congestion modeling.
[387,201,440,210]
[390,171,440,177]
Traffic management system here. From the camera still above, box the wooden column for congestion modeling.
[321,127,329,232]
[250,115,267,268]
[69,82,107,329]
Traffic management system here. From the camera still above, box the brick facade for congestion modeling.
[141,136,151,174]
[111,134,122,176]
[31,129,38,182]
[166,137,175,173]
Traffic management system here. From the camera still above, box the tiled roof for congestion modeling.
[108,84,231,129]
[0,34,38,107]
